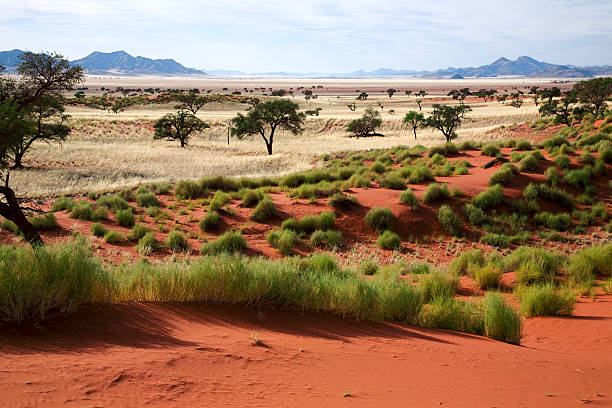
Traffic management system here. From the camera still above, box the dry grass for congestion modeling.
[13,89,539,198]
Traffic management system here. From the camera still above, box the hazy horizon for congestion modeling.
[1,0,611,73]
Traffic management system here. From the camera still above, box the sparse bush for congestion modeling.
[201,231,247,254]
[533,212,572,231]
[420,272,458,302]
[199,211,219,231]
[489,163,518,185]
[437,205,461,236]
[536,184,574,208]
[92,207,108,222]
[365,207,395,232]
[518,154,538,173]
[29,213,57,230]
[483,293,522,345]
[129,224,150,241]
[115,208,135,228]
[544,166,559,186]
[241,189,264,207]
[518,285,576,317]
[380,172,406,190]
[166,231,189,252]
[174,179,203,199]
[251,198,276,222]
[472,185,504,210]
[328,192,359,209]
[210,191,231,211]
[90,222,107,238]
[554,154,570,169]
[136,191,161,208]
[358,259,379,275]
[504,246,563,285]
[69,201,94,220]
[97,195,129,212]
[450,249,484,276]
[310,230,343,248]
[480,233,510,248]
[399,189,419,209]
[566,243,612,286]
[267,228,299,255]
[563,166,594,189]
[514,140,532,150]
[51,197,75,212]
[371,161,387,174]
[318,211,336,230]
[137,232,158,255]
[577,152,596,165]
[407,165,434,184]
[473,264,502,289]
[482,143,501,157]
[422,183,450,204]
[376,230,401,250]
[104,230,127,244]
[463,203,487,226]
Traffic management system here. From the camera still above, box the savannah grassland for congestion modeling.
[14,77,556,198]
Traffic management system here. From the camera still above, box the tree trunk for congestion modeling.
[0,185,43,245]
[266,142,273,155]
[11,149,25,169]
[413,128,417,139]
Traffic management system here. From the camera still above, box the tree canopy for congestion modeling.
[403,111,426,139]
[346,107,383,138]
[573,77,612,117]
[426,104,471,142]
[153,110,208,147]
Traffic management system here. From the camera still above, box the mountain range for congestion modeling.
[1,49,611,78]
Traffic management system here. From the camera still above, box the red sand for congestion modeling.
[1,296,611,407]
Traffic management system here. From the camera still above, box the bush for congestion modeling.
[480,233,510,248]
[420,272,458,302]
[422,183,450,204]
[166,231,190,252]
[536,184,574,208]
[175,179,203,199]
[428,142,458,157]
[371,161,387,174]
[563,166,594,189]
[437,205,461,236]
[577,152,596,165]
[482,143,501,157]
[199,211,219,231]
[129,224,150,241]
[97,195,129,212]
[473,264,502,289]
[104,230,127,244]
[201,231,247,255]
[514,140,532,150]
[310,230,343,248]
[297,215,320,233]
[69,201,94,220]
[137,232,158,255]
[544,166,559,186]
[115,208,135,228]
[533,212,572,231]
[399,189,419,209]
[450,249,484,276]
[518,154,538,173]
[241,189,264,207]
[281,217,299,231]
[348,173,371,188]
[328,192,359,209]
[136,191,161,208]
[420,298,484,334]
[90,222,107,238]
[199,175,240,192]
[365,207,395,232]
[51,197,75,212]
[407,165,434,184]
[0,239,108,324]
[210,191,231,211]
[483,293,522,345]
[472,185,504,210]
[92,207,108,222]
[267,228,299,255]
[505,246,564,285]
[518,285,576,317]
[29,213,57,230]
[566,243,612,286]
[554,154,570,169]
[318,211,336,230]
[463,203,487,226]
[251,198,276,222]
[358,259,379,275]
[489,163,518,185]
[380,172,406,190]
[376,230,401,250]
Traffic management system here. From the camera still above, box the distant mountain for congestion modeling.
[71,51,205,76]
[0,49,25,72]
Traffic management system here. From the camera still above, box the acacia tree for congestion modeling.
[231,99,309,155]
[573,77,612,117]
[0,52,84,244]
[175,92,210,114]
[346,107,383,137]
[403,111,426,139]
[153,110,208,147]
[426,104,471,142]
[539,91,587,126]
[386,88,396,98]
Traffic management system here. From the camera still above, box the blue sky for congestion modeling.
[1,0,611,72]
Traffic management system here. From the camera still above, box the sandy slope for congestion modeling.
[1,296,611,407]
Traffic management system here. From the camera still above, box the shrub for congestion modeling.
[407,165,434,184]
[118,189,134,201]
[480,233,510,248]
[518,154,538,173]
[104,230,127,244]
[566,243,612,286]
[250,198,276,222]
[473,264,502,289]
[533,212,572,231]
[174,179,203,199]
[437,205,461,236]
[472,185,504,210]
[348,173,371,188]
[297,215,320,233]
[358,259,379,275]
[554,154,570,169]
[281,217,299,231]
[328,192,359,209]
[241,189,263,207]
[365,207,395,232]
[376,230,401,250]
[166,231,190,253]
[129,224,150,241]
[518,285,576,317]
[371,160,387,173]
[199,175,240,192]
[318,211,336,230]
[514,140,532,150]
[489,163,518,185]
[199,211,219,231]
[310,230,343,248]
[458,140,479,151]
[97,195,129,212]
[450,249,485,276]
[544,166,559,186]
[115,209,135,228]
[136,191,161,208]
[92,207,108,221]
[598,143,612,163]
[536,184,574,208]
[463,203,487,226]
[380,172,406,190]
[90,222,107,238]
[201,231,247,255]
[420,272,458,302]
[137,232,158,255]
[563,166,594,189]
[69,201,94,220]
[483,293,522,345]
[577,152,596,165]
[267,228,299,255]
[505,246,564,285]
[422,183,450,204]
[210,191,231,211]
[420,298,484,334]
[482,143,501,157]
[428,142,458,157]
[51,197,75,212]
[399,189,419,209]
[29,213,57,230]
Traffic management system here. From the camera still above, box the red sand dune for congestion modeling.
[1,296,611,407]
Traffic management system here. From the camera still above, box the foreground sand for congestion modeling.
[1,296,611,407]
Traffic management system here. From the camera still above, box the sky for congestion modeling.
[1,0,611,73]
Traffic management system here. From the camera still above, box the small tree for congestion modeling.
[231,99,309,155]
[357,91,368,100]
[403,111,426,139]
[573,77,612,117]
[347,102,357,111]
[153,111,208,147]
[386,88,396,98]
[529,86,540,106]
[175,92,210,114]
[539,91,586,126]
[346,107,383,137]
[426,104,471,142]
[303,90,313,100]
[415,99,423,111]
[510,92,523,109]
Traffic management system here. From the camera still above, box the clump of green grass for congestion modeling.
[473,264,502,289]
[358,259,379,276]
[563,166,594,189]
[463,203,487,226]
[399,189,419,209]
[329,192,359,209]
[136,191,161,208]
[310,230,343,248]
[29,213,57,230]
[428,142,458,157]
[489,163,518,186]
[479,233,510,248]
[380,172,406,190]
[437,205,461,236]
[365,207,395,232]
[422,183,450,204]
[137,232,158,256]
[97,195,129,212]
[90,222,107,238]
[166,231,189,253]
[200,231,247,255]
[554,154,571,169]
[533,212,572,231]
[267,228,300,255]
[210,191,231,211]
[482,143,501,157]
[115,208,135,228]
[241,189,264,207]
[199,211,219,231]
[517,284,576,317]
[371,160,387,173]
[518,154,538,173]
[472,185,504,210]
[514,140,532,150]
[566,243,612,286]
[51,197,75,212]
[175,179,203,199]
[406,165,434,184]
[69,201,94,220]
[250,198,276,222]
[544,166,559,186]
[376,230,401,250]
[420,272,458,302]
[450,249,485,276]
[129,224,150,241]
[505,246,564,285]
[104,230,127,244]
[483,293,522,345]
